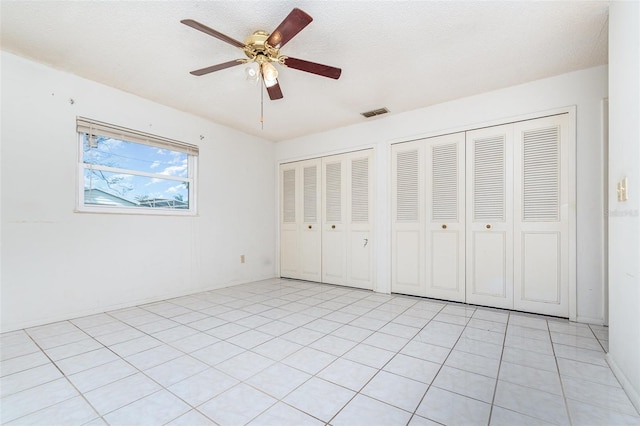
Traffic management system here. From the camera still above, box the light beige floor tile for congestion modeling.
[567,398,640,425]
[433,365,496,403]
[416,387,491,426]
[0,351,51,377]
[342,343,395,369]
[445,349,500,378]
[283,377,355,422]
[168,367,238,406]
[145,355,209,387]
[282,347,336,375]
[0,378,79,423]
[383,353,441,383]
[246,362,311,399]
[317,357,377,391]
[490,406,555,425]
[6,395,99,426]
[215,351,274,381]
[166,410,216,426]
[248,401,323,426]
[499,360,563,395]
[331,394,412,426]
[361,370,428,412]
[493,380,569,425]
[84,373,161,415]
[68,359,137,393]
[103,390,190,426]
[0,363,62,398]
[198,383,276,426]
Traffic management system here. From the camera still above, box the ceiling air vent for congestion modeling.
[361,107,390,118]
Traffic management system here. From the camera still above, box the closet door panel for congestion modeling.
[395,231,422,289]
[392,143,425,296]
[280,165,299,278]
[347,152,373,289]
[322,158,346,285]
[513,114,569,316]
[280,230,299,277]
[425,133,465,301]
[521,232,561,301]
[430,231,462,294]
[300,160,322,282]
[349,231,371,283]
[466,125,514,309]
[470,232,508,298]
[322,230,344,283]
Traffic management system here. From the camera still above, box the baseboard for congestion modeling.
[606,353,640,415]
[575,315,605,325]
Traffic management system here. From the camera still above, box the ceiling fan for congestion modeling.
[181,8,342,100]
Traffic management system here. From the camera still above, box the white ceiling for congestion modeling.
[1,1,609,142]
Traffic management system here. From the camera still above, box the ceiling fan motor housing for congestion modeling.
[244,31,280,63]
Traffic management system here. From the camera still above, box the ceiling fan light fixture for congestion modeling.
[245,65,260,83]
[261,62,278,87]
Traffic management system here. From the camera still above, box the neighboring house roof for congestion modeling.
[84,188,138,207]
[137,198,188,209]
[84,188,188,209]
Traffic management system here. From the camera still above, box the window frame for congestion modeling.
[76,117,198,216]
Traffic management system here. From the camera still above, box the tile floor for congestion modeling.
[1,278,638,426]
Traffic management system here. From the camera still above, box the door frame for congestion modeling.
[276,146,377,290]
[386,106,577,321]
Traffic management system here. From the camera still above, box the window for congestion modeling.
[77,117,198,215]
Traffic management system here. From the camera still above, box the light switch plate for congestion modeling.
[617,177,628,202]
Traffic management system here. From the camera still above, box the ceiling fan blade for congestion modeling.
[190,60,243,76]
[267,8,313,49]
[181,19,246,49]
[283,57,342,79]
[266,80,284,100]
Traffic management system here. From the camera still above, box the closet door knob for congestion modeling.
[485,224,492,229]
[442,224,447,230]
[331,225,336,229]
[308,225,312,229]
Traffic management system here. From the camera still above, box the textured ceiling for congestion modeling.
[1,1,609,142]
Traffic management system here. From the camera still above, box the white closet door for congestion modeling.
[425,133,466,302]
[392,142,426,296]
[322,150,374,289]
[300,159,322,282]
[280,164,299,279]
[322,156,347,285]
[466,125,514,309]
[346,151,373,290]
[513,114,569,317]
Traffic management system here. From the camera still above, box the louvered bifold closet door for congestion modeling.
[513,114,569,317]
[391,141,426,296]
[280,164,300,279]
[466,125,514,309]
[346,150,374,290]
[300,159,322,282]
[322,155,347,285]
[321,150,374,289]
[425,133,466,301]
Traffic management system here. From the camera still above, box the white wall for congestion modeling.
[275,65,608,324]
[0,51,276,332]
[607,1,640,412]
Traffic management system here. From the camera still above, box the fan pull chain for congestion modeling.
[260,82,264,130]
